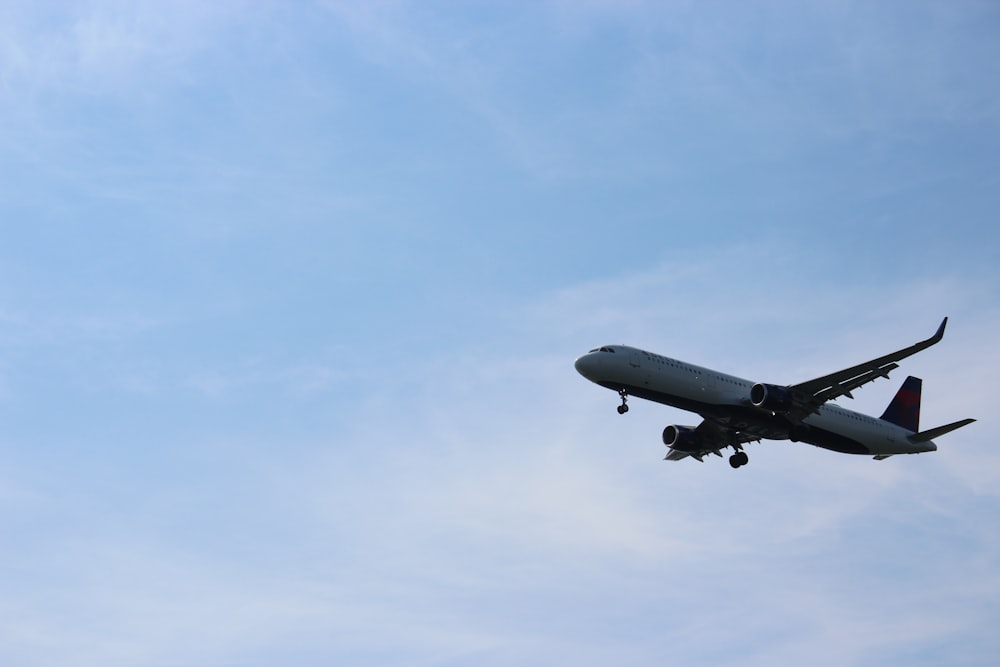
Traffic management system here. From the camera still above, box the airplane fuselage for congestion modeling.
[575,345,938,458]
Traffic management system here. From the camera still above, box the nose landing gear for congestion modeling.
[617,388,629,414]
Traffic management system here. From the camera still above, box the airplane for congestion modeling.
[574,318,975,468]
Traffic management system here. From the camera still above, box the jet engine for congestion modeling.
[662,425,703,453]
[750,383,794,412]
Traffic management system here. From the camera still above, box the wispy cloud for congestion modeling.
[0,3,233,96]
[2,254,997,665]
[1,2,997,665]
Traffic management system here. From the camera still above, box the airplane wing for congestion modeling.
[784,318,949,419]
[664,418,760,462]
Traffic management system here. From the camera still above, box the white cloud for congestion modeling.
[0,2,233,97]
[2,256,997,665]
[221,258,994,662]
[0,2,997,664]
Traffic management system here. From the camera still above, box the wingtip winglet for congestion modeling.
[928,317,948,345]
[937,316,948,338]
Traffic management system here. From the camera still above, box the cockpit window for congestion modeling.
[588,346,616,353]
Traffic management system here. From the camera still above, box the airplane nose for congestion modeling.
[575,353,598,380]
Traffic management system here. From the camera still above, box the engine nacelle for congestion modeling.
[750,383,795,412]
[662,425,703,453]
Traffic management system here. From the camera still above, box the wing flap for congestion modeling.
[810,363,900,404]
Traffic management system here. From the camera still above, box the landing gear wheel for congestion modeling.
[729,451,749,468]
[617,388,629,415]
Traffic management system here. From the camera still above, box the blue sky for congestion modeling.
[1,1,999,665]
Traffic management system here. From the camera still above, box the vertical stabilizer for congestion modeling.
[880,376,922,432]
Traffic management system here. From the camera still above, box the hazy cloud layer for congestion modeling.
[1,2,998,665]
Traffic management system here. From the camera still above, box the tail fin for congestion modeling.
[880,376,922,432]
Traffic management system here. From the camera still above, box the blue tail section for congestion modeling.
[880,376,922,432]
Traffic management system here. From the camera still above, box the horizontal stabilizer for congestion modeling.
[908,418,976,443]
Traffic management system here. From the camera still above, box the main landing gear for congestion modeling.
[617,388,629,414]
[729,450,749,468]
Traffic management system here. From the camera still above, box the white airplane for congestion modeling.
[575,318,975,468]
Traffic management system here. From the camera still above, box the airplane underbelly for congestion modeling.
[799,414,873,455]
[800,429,871,455]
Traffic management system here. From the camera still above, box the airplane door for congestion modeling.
[629,349,641,368]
